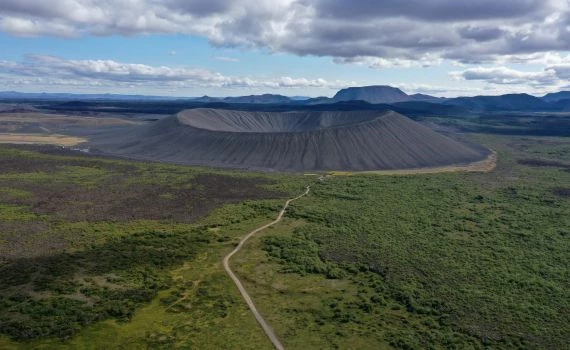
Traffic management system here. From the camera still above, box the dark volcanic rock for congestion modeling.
[92,108,489,172]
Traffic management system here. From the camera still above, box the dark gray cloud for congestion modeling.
[289,0,567,62]
[457,26,505,42]
[313,0,545,21]
[165,0,233,16]
[0,0,568,65]
[0,0,70,18]
[549,65,570,80]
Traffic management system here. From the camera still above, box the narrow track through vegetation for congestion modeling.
[223,186,311,350]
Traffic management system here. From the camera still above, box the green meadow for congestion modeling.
[0,134,568,349]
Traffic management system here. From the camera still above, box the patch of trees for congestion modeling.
[0,230,208,341]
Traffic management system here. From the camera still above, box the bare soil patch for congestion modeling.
[0,112,139,127]
[0,133,86,146]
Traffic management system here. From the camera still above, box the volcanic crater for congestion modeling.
[93,108,490,171]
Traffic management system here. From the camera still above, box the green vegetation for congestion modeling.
[0,229,206,340]
[0,145,304,348]
[242,134,568,349]
[0,134,568,349]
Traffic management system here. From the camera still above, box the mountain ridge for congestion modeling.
[4,87,570,112]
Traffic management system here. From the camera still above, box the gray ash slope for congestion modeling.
[92,108,489,171]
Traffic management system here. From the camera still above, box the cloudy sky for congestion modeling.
[1,0,569,97]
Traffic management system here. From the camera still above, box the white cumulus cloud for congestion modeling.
[0,55,354,92]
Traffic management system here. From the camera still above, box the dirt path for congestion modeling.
[223,186,310,350]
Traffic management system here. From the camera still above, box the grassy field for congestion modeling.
[0,145,308,349]
[235,134,569,349]
[0,132,568,349]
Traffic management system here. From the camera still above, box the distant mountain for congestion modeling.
[191,94,293,104]
[551,98,570,111]
[223,94,292,104]
[4,87,570,113]
[542,91,570,103]
[0,91,294,104]
[192,96,222,103]
[0,91,182,101]
[333,85,412,104]
[443,93,553,112]
[409,93,443,101]
[302,96,334,105]
[331,85,440,104]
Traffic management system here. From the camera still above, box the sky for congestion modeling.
[0,0,569,98]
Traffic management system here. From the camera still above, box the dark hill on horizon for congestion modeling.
[302,86,441,105]
[193,94,293,104]
[542,91,570,102]
[333,85,411,104]
[330,85,440,104]
[5,86,570,113]
[223,94,292,104]
[442,93,553,112]
[91,108,489,172]
[410,93,442,101]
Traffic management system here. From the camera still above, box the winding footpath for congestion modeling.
[223,186,311,350]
